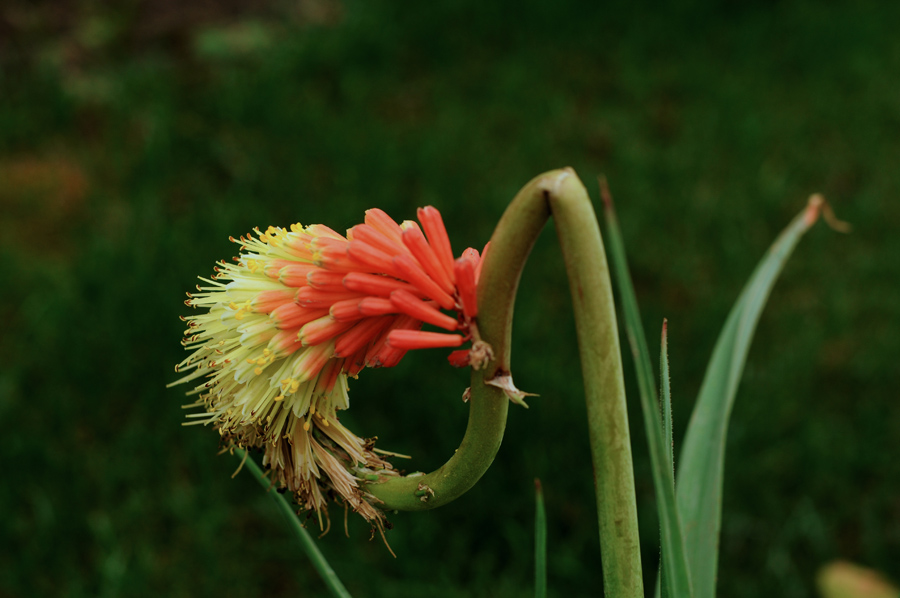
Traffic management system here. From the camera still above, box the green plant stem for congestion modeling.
[362,365,509,510]
[366,169,643,598]
[548,172,643,597]
[236,448,352,598]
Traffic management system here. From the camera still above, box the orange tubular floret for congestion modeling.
[271,304,330,330]
[269,329,303,354]
[461,247,480,261]
[364,208,405,244]
[454,255,478,318]
[317,253,373,273]
[392,254,456,310]
[296,287,365,309]
[342,271,420,298]
[316,357,343,394]
[377,346,407,368]
[334,316,392,357]
[306,224,346,241]
[366,316,419,367]
[291,341,333,381]
[417,206,456,285]
[299,315,357,346]
[345,346,368,377]
[447,349,471,368]
[400,222,455,294]
[281,235,315,260]
[348,224,411,259]
[311,238,347,259]
[263,259,297,279]
[311,235,348,251]
[329,298,367,322]
[311,239,368,273]
[358,297,398,317]
[278,263,318,287]
[306,269,346,291]
[390,289,458,331]
[252,289,296,314]
[347,240,404,279]
[387,329,464,350]
[475,241,490,283]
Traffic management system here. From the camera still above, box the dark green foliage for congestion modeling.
[1,1,898,596]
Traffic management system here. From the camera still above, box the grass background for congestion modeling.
[1,0,898,596]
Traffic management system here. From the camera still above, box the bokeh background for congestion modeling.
[2,0,898,596]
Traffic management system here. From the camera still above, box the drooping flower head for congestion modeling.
[172,206,487,527]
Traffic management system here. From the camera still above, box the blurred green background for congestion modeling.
[2,0,898,596]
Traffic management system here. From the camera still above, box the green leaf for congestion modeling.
[535,479,547,598]
[675,200,826,598]
[235,449,353,598]
[601,181,694,598]
[660,319,675,481]
[659,319,675,598]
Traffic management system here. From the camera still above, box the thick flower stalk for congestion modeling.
[172,206,486,527]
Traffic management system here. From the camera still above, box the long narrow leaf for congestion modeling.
[675,198,829,598]
[661,319,675,479]
[600,180,694,598]
[659,319,675,598]
[535,479,547,598]
[236,449,353,598]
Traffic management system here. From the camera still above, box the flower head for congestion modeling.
[173,206,486,527]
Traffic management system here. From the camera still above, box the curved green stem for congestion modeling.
[366,169,643,597]
[363,365,509,510]
[546,171,644,597]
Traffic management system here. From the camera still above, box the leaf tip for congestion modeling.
[805,193,852,233]
[598,174,614,212]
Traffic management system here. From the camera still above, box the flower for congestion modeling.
[172,206,487,528]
